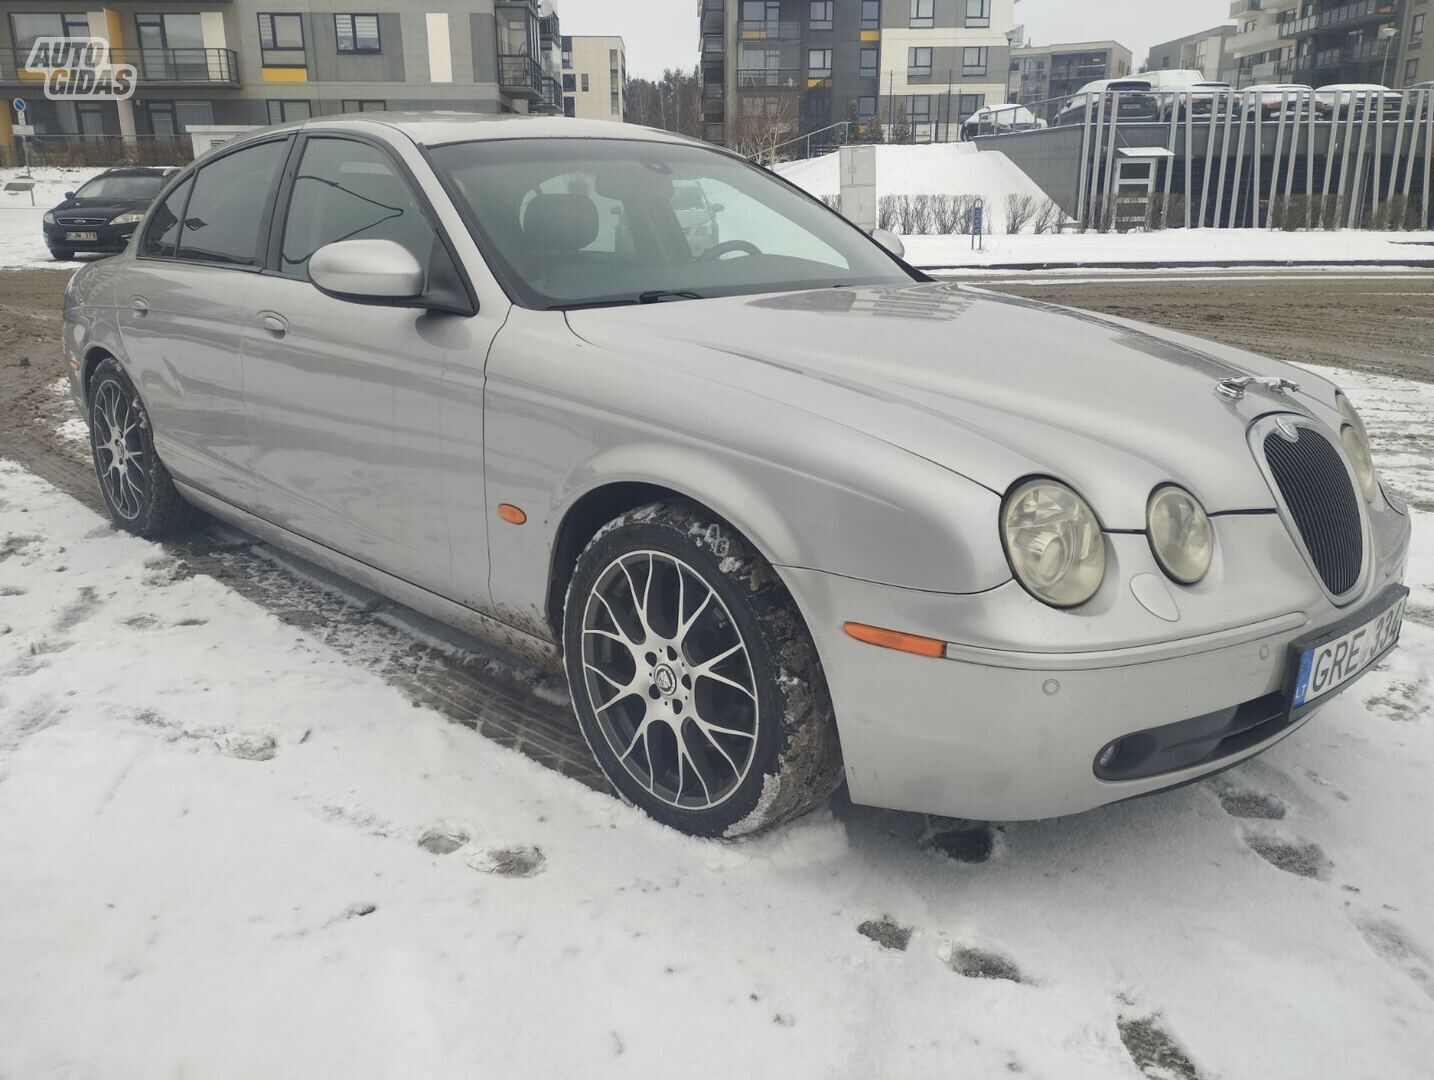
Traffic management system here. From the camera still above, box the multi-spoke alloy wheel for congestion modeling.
[86,358,195,538]
[581,550,759,811]
[563,501,844,838]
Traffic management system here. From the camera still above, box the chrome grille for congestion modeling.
[1262,426,1363,596]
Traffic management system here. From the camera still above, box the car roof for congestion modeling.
[252,111,705,151]
[1316,83,1394,91]
[94,166,176,176]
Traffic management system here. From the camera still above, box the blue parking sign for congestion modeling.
[12,97,27,117]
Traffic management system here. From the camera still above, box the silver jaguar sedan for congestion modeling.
[62,114,1410,838]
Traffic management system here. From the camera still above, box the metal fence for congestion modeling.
[1,135,194,169]
[981,88,1434,231]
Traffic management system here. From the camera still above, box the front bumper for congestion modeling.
[43,222,135,253]
[782,510,1410,822]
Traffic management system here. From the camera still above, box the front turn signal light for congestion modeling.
[843,622,946,659]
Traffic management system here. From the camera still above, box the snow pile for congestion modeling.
[0,166,110,269]
[777,143,1050,233]
[1,363,1433,1077]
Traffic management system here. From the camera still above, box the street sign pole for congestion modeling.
[12,97,30,176]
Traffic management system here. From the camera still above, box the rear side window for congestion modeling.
[140,176,193,259]
[279,137,438,276]
[176,140,287,266]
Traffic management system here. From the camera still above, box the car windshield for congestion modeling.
[73,174,166,200]
[429,138,914,309]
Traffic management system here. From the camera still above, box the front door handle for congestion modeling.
[259,312,289,337]
[129,297,149,315]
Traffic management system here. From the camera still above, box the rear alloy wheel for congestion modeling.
[88,357,195,538]
[564,501,843,837]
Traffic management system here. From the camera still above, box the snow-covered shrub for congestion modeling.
[1004,193,1037,234]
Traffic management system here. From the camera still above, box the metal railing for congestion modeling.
[737,20,802,40]
[736,67,802,88]
[1,46,239,85]
[497,55,541,93]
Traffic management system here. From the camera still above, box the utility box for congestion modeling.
[839,144,877,233]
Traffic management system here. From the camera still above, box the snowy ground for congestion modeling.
[0,166,113,270]
[1,366,1432,1078]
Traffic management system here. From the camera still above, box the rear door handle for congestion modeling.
[129,297,149,315]
[259,312,289,337]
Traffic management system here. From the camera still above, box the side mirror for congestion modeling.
[64,191,75,200]
[709,203,725,213]
[872,228,906,260]
[309,239,424,304]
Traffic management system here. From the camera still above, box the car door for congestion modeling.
[239,132,492,604]
[118,137,291,509]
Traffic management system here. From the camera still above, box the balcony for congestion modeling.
[498,55,542,97]
[1278,0,1399,38]
[1230,0,1263,13]
[1,46,240,87]
[736,67,801,89]
[738,20,802,41]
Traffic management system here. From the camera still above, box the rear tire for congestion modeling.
[87,357,196,538]
[563,500,843,838]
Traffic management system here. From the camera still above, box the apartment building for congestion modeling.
[1144,24,1236,82]
[1397,0,1425,86]
[700,0,1016,151]
[561,34,624,121]
[1005,40,1132,114]
[1226,0,1414,88]
[0,0,577,157]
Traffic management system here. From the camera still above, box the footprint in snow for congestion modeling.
[468,845,545,878]
[1213,785,1288,820]
[1117,1015,1202,1080]
[1353,915,1434,999]
[1241,830,1331,879]
[944,945,1024,983]
[53,585,99,632]
[857,916,913,952]
[417,828,470,855]
[215,732,278,762]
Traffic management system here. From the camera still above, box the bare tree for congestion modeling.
[726,94,800,161]
[1004,193,1037,234]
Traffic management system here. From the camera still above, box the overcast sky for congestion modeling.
[559,0,1236,80]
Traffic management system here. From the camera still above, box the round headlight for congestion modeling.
[1001,479,1107,608]
[1147,485,1214,585]
[1336,392,1379,503]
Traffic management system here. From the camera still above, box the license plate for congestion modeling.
[1291,587,1408,709]
[66,231,98,241]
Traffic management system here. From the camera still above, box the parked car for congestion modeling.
[1144,69,1233,121]
[42,166,177,261]
[1316,84,1406,121]
[960,104,1045,141]
[1238,84,1333,121]
[1055,78,1162,125]
[63,115,1411,837]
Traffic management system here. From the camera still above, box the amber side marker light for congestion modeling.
[497,504,528,525]
[842,622,946,658]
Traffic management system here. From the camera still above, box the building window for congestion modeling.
[10,12,90,50]
[564,97,576,117]
[908,46,932,76]
[809,1,833,30]
[581,72,589,91]
[1406,58,1420,83]
[334,14,381,53]
[965,0,990,28]
[858,94,877,120]
[962,46,988,76]
[907,94,931,124]
[742,1,780,22]
[862,0,881,30]
[562,73,576,91]
[341,99,386,112]
[860,46,878,77]
[1412,14,1424,46]
[146,100,213,136]
[958,92,985,120]
[258,13,306,68]
[909,0,934,29]
[808,48,833,76]
[267,99,312,124]
[561,35,572,68]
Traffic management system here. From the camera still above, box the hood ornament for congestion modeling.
[1215,375,1301,401]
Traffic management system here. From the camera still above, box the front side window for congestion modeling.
[279,137,436,276]
[909,46,932,76]
[430,138,912,309]
[140,176,193,259]
[963,46,988,76]
[809,48,833,76]
[176,140,287,266]
[810,1,833,30]
[909,0,934,29]
[335,13,381,53]
[965,0,990,28]
[258,12,306,67]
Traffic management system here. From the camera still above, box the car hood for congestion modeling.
[565,282,1323,528]
[50,197,151,219]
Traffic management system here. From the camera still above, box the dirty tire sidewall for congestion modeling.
[87,357,193,539]
[563,501,843,839]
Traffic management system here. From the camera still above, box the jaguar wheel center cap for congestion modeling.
[654,664,677,696]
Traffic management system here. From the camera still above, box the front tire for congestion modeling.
[563,501,843,838]
[87,357,195,538]
[49,247,75,261]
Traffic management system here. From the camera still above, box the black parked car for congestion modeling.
[42,167,178,261]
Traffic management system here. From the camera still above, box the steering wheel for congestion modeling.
[698,239,761,262]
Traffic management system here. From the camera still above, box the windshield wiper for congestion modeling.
[638,290,704,304]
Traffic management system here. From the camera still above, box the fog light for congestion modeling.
[1096,740,1121,770]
